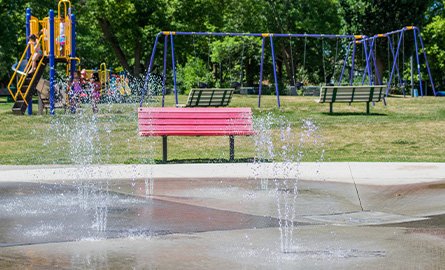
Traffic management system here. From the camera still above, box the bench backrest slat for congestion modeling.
[138,107,254,136]
[318,85,385,103]
[186,88,234,107]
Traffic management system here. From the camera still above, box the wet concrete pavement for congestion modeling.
[0,163,444,269]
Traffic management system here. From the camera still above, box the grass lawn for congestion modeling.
[0,94,444,164]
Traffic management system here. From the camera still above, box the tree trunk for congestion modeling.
[97,18,131,74]
[282,46,294,85]
[134,38,142,77]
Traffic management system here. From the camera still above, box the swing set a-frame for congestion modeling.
[141,26,436,108]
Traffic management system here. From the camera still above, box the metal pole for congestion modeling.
[413,29,423,96]
[387,36,403,87]
[338,41,351,85]
[141,34,160,107]
[371,39,382,85]
[269,36,281,107]
[170,34,178,106]
[26,8,31,60]
[416,28,436,96]
[349,41,357,85]
[70,14,76,81]
[26,8,33,115]
[167,31,357,39]
[361,40,371,85]
[49,9,55,115]
[258,37,265,107]
[161,35,168,107]
[386,31,404,96]
[410,56,414,96]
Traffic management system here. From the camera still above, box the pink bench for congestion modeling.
[138,107,255,162]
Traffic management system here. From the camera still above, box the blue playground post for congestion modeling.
[170,33,178,107]
[26,8,31,60]
[258,37,266,108]
[70,13,76,81]
[162,35,169,107]
[49,9,55,115]
[269,35,281,108]
[26,8,32,115]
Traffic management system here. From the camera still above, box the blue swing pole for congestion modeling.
[413,28,423,96]
[258,37,266,108]
[370,38,382,85]
[386,36,402,89]
[361,40,371,85]
[386,31,404,96]
[161,35,169,107]
[141,33,161,107]
[170,33,178,106]
[269,35,281,108]
[415,27,437,96]
[349,41,357,85]
[338,41,352,85]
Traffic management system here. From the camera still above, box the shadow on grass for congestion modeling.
[321,112,387,116]
[155,157,256,164]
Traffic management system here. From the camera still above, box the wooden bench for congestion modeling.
[184,88,234,107]
[138,107,254,162]
[317,85,386,114]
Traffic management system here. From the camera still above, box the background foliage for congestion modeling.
[1,0,444,91]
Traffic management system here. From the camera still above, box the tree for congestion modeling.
[423,15,445,89]
[75,0,170,77]
[263,0,343,85]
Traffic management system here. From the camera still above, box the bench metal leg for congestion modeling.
[229,135,234,161]
[329,103,333,113]
[162,136,168,163]
[366,102,370,114]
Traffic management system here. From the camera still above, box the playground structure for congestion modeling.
[6,0,131,115]
[142,27,436,108]
[7,0,78,115]
[83,63,131,98]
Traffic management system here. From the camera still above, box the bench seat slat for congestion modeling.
[139,119,253,125]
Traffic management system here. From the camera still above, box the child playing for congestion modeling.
[28,34,43,74]
[89,73,101,113]
[59,17,66,56]
[68,71,83,113]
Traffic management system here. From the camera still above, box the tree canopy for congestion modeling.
[1,0,444,90]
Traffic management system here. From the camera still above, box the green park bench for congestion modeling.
[184,88,234,107]
[317,85,386,114]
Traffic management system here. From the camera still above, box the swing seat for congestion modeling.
[317,85,386,114]
[182,88,234,107]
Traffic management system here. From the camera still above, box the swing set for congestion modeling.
[141,27,436,108]
[356,26,436,97]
